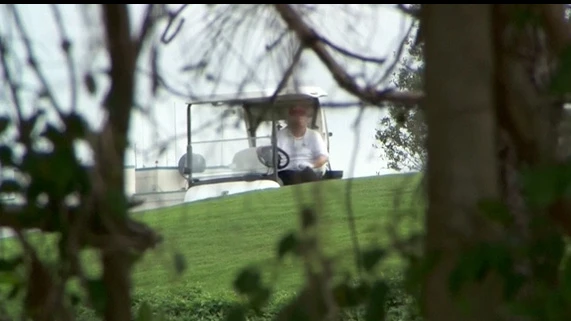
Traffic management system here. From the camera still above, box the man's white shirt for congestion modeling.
[276,127,329,171]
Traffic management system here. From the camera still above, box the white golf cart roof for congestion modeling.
[186,86,328,105]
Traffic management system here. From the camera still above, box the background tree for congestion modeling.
[375,6,426,172]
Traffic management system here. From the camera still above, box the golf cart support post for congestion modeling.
[186,102,193,188]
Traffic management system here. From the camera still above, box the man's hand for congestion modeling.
[296,161,313,171]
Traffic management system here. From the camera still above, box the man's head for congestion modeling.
[286,103,311,129]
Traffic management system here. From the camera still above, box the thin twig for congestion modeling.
[50,4,78,111]
[266,29,289,51]
[8,4,64,116]
[135,4,163,56]
[318,35,386,64]
[0,36,23,123]
[253,44,305,133]
[373,21,415,88]
[161,4,189,44]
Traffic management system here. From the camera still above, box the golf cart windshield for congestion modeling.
[182,103,279,184]
[190,135,274,180]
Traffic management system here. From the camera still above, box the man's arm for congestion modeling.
[313,155,328,169]
[310,131,329,168]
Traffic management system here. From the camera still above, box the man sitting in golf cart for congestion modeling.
[276,103,329,185]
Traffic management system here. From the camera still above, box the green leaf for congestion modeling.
[63,112,87,138]
[86,278,107,317]
[0,179,21,193]
[0,117,9,135]
[137,301,153,321]
[332,282,370,308]
[84,73,97,95]
[521,163,571,209]
[224,304,247,321]
[551,44,571,95]
[105,188,128,218]
[173,252,186,275]
[0,146,13,166]
[233,266,262,295]
[365,280,389,321]
[404,250,441,295]
[42,124,66,148]
[449,244,489,295]
[361,247,387,273]
[69,293,81,307]
[528,233,565,281]
[0,271,20,285]
[510,7,542,29]
[300,207,316,229]
[561,254,571,301]
[249,286,271,311]
[277,231,299,260]
[449,242,515,297]
[478,198,513,226]
[0,257,22,271]
[7,284,21,299]
[154,311,166,321]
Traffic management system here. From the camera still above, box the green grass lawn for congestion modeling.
[0,173,424,300]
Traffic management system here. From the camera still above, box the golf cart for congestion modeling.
[178,86,344,203]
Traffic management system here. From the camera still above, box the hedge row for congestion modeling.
[76,273,422,321]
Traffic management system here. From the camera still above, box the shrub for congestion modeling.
[75,273,421,321]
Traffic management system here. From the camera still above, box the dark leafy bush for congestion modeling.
[75,273,421,321]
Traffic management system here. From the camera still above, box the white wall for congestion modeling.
[124,166,136,197]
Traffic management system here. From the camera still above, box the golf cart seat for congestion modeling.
[177,153,207,175]
[232,147,270,173]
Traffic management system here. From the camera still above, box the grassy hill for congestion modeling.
[0,173,424,301]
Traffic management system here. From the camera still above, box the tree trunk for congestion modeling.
[99,4,137,321]
[494,4,565,308]
[422,5,504,321]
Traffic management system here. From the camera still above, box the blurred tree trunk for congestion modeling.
[422,4,503,321]
[422,4,567,321]
[494,3,565,306]
[99,4,137,321]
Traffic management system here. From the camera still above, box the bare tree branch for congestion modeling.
[134,4,164,56]
[274,4,422,107]
[95,66,197,99]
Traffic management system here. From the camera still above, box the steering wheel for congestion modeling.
[256,146,290,170]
